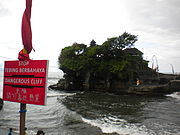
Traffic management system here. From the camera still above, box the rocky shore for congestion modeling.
[49,73,180,96]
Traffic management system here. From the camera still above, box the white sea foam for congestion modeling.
[166,92,180,100]
[81,116,153,135]
[47,92,76,97]
[26,130,36,135]
[47,89,76,97]
[12,129,36,135]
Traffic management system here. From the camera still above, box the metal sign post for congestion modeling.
[20,103,26,135]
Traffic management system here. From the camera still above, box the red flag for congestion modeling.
[19,0,33,60]
[22,0,32,54]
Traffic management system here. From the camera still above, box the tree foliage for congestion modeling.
[58,32,140,75]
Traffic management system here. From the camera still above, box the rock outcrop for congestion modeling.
[0,98,3,110]
[49,74,180,95]
[169,80,180,91]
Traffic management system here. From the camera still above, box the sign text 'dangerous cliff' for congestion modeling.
[3,60,49,105]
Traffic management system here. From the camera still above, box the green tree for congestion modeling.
[58,43,87,72]
[58,32,138,75]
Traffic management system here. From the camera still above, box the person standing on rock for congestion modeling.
[136,78,140,86]
[8,128,13,135]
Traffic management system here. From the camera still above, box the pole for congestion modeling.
[20,103,26,135]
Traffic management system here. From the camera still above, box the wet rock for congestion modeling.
[48,79,66,90]
[0,98,3,110]
[48,84,59,90]
[49,74,180,95]
[169,80,180,92]
[128,84,169,95]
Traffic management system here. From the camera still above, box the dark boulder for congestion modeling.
[0,98,3,110]
[169,80,180,92]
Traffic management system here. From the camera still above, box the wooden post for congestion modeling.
[20,103,26,135]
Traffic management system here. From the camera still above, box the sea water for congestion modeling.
[0,71,180,135]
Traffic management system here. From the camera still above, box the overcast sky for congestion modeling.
[0,0,180,73]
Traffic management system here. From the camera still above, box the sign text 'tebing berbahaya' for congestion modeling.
[3,60,49,105]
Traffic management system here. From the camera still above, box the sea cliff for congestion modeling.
[49,73,180,96]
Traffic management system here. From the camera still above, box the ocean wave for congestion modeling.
[166,92,180,100]
[81,116,153,135]
[47,93,76,97]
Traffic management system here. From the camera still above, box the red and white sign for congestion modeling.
[3,60,49,105]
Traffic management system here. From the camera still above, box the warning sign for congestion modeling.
[3,60,49,105]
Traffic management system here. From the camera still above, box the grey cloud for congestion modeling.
[125,0,180,34]
[124,0,180,72]
[155,0,180,32]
